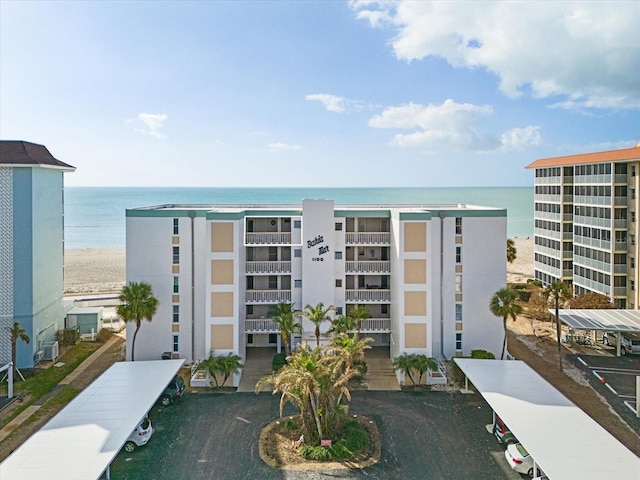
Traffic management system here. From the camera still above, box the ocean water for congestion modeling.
[64,187,534,249]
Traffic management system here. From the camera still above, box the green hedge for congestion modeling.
[272,353,287,371]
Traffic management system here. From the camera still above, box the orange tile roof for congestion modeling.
[525,144,640,169]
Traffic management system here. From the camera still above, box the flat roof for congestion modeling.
[0,360,184,480]
[454,359,640,479]
[556,309,640,332]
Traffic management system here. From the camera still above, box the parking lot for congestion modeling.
[109,391,524,479]
[575,353,640,422]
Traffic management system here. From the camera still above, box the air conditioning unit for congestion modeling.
[40,341,59,361]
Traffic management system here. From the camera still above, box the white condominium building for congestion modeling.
[527,144,640,308]
[126,199,506,385]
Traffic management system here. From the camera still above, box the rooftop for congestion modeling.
[526,144,640,169]
[0,141,75,171]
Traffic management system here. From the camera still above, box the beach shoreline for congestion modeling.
[63,237,534,294]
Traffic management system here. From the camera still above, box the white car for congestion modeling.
[504,442,544,478]
[123,417,153,453]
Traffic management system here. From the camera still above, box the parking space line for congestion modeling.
[592,371,603,382]
[604,383,618,395]
[623,401,637,414]
[577,356,588,367]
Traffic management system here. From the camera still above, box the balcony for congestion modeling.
[345,261,391,274]
[614,196,627,206]
[245,290,291,303]
[246,232,292,245]
[345,289,391,302]
[245,319,280,332]
[614,264,628,274]
[345,232,390,245]
[246,261,291,274]
[356,318,391,332]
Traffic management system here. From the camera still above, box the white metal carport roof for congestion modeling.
[0,359,184,480]
[555,309,640,332]
[454,359,640,480]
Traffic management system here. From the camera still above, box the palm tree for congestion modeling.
[269,302,301,356]
[489,287,523,360]
[329,333,372,378]
[348,305,370,337]
[8,322,29,377]
[544,281,571,371]
[204,353,244,388]
[393,353,418,385]
[328,315,356,335]
[507,238,517,263]
[117,281,159,361]
[299,302,334,347]
[414,354,438,384]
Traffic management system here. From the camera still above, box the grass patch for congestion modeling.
[299,420,369,461]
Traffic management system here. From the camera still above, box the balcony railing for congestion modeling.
[345,289,391,302]
[246,232,292,245]
[345,261,391,273]
[355,318,391,332]
[246,261,291,274]
[345,232,390,245]
[245,290,291,303]
[245,319,280,332]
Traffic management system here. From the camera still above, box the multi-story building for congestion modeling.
[0,141,75,368]
[526,144,640,308]
[125,199,506,385]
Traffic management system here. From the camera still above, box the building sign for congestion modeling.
[307,234,329,262]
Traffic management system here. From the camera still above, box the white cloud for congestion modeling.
[306,94,348,113]
[267,142,301,152]
[351,1,640,109]
[128,113,168,138]
[500,126,543,152]
[369,99,499,150]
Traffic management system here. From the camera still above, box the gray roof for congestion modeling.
[0,141,75,170]
[555,309,640,332]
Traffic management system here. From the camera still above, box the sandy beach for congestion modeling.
[63,237,534,294]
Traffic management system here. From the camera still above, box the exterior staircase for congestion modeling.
[364,349,400,391]
[237,347,276,393]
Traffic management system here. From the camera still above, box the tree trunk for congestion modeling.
[131,320,141,362]
[309,390,323,439]
[555,301,563,371]
[315,325,320,347]
[11,339,16,376]
[501,317,508,360]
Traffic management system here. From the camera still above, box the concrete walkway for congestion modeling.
[237,347,276,393]
[0,335,121,443]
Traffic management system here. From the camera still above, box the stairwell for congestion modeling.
[237,348,276,393]
[364,348,401,391]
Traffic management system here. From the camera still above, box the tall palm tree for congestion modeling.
[117,281,159,361]
[8,322,29,376]
[507,238,517,263]
[269,302,301,356]
[299,302,334,347]
[489,287,523,360]
[348,305,370,337]
[544,281,571,371]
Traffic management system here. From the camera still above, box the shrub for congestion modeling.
[298,420,369,461]
[272,352,287,371]
[97,328,114,343]
[527,279,543,287]
[470,349,495,359]
[56,328,79,346]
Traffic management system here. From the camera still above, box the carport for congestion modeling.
[0,359,184,480]
[555,309,640,356]
[454,359,640,479]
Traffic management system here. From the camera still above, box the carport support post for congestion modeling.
[616,332,621,356]
[636,376,639,418]
[8,362,13,399]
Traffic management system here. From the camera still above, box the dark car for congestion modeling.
[160,375,185,406]
[493,415,517,446]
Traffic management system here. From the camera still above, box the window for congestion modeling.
[335,279,342,288]
[633,211,636,223]
[173,246,179,264]
[247,334,254,345]
[455,246,462,263]
[335,222,343,231]
[294,249,302,258]
[173,218,179,235]
[268,276,278,289]
[381,304,388,315]
[632,257,636,269]
[173,277,179,293]
[633,166,637,177]
[335,307,343,315]
[455,304,462,321]
[294,279,302,288]
[632,280,635,291]
[268,333,278,344]
[455,275,462,293]
[294,220,301,229]
[455,217,462,235]
[173,335,179,352]
[172,305,179,323]
[247,305,254,315]
[455,333,462,350]
[335,251,343,260]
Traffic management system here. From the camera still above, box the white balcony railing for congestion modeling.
[245,290,291,303]
[356,318,391,332]
[345,261,391,273]
[245,232,292,245]
[345,289,391,302]
[345,232,390,245]
[246,261,291,274]
[245,319,280,332]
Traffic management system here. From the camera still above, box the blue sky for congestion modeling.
[1,1,638,187]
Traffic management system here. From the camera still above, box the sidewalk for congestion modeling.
[0,335,121,443]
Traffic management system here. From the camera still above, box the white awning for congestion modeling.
[454,359,640,480]
[555,309,640,332]
[0,359,184,480]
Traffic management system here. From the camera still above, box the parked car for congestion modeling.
[159,375,185,406]
[504,442,544,478]
[492,415,517,446]
[604,332,640,355]
[123,417,153,453]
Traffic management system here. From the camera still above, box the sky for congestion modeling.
[1,1,639,187]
